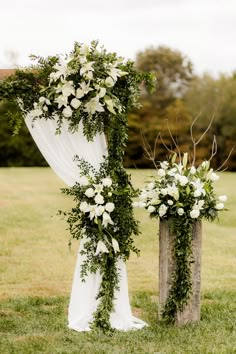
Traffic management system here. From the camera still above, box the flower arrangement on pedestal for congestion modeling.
[134,150,227,323]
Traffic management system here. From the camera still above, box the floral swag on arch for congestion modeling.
[0,41,155,332]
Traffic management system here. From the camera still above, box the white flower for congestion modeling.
[95,240,109,255]
[93,184,103,194]
[61,81,75,97]
[98,87,106,98]
[102,177,112,187]
[78,176,89,186]
[84,96,105,115]
[105,202,115,213]
[85,188,95,198]
[85,71,93,80]
[177,208,184,216]
[80,61,95,76]
[147,182,155,190]
[178,175,188,186]
[148,205,156,213]
[104,96,116,114]
[70,98,81,109]
[201,161,210,170]
[159,204,168,217]
[167,200,174,206]
[95,194,104,205]
[182,152,188,168]
[138,201,146,208]
[190,166,196,174]
[105,77,115,87]
[79,201,90,213]
[95,205,105,216]
[132,201,139,207]
[62,106,73,118]
[55,94,68,108]
[140,193,148,201]
[209,172,219,182]
[108,192,112,197]
[39,96,50,105]
[190,209,200,218]
[160,161,169,170]
[150,198,161,205]
[194,189,202,197]
[167,184,179,201]
[218,195,227,202]
[157,168,165,177]
[88,205,97,219]
[160,188,168,196]
[102,212,114,227]
[216,203,224,210]
[76,81,93,99]
[112,238,120,253]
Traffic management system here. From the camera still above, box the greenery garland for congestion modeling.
[0,41,155,332]
[135,154,227,323]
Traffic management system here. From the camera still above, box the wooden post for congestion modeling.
[159,219,202,324]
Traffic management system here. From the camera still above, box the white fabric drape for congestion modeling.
[25,117,147,331]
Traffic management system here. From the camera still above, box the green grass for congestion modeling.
[0,168,236,353]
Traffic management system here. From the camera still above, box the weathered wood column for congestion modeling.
[159,220,202,324]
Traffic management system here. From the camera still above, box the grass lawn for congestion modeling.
[0,168,235,353]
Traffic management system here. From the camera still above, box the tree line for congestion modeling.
[0,46,235,170]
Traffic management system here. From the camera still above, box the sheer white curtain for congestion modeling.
[25,117,147,331]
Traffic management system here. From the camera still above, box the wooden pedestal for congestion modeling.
[159,220,202,324]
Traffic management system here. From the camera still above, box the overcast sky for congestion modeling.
[0,0,235,76]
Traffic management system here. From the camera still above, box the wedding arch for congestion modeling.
[0,41,154,332]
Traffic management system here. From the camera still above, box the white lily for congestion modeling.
[112,238,120,253]
[55,94,68,108]
[76,81,93,99]
[102,212,114,227]
[84,96,105,115]
[95,240,109,255]
[80,61,95,76]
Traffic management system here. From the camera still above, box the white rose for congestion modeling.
[210,172,219,181]
[78,176,89,186]
[71,98,81,109]
[157,169,165,177]
[190,209,200,218]
[194,189,202,197]
[79,201,89,213]
[159,204,168,217]
[218,195,227,202]
[178,175,188,186]
[102,177,112,187]
[216,203,224,210]
[167,200,174,206]
[105,202,115,213]
[160,188,168,196]
[62,106,73,118]
[95,194,104,205]
[177,208,184,216]
[148,205,155,213]
[85,188,95,198]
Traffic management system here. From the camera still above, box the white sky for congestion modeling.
[0,0,236,76]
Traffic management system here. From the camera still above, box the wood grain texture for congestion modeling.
[159,219,202,324]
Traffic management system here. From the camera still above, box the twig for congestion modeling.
[216,145,235,171]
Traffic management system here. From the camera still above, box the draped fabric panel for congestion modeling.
[25,117,147,331]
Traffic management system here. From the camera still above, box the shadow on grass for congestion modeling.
[0,291,235,354]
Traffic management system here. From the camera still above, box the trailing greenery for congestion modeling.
[0,41,155,332]
[136,154,227,323]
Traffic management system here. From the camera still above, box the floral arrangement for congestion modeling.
[60,158,140,331]
[135,153,226,221]
[0,40,154,140]
[134,152,227,322]
[0,41,155,332]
